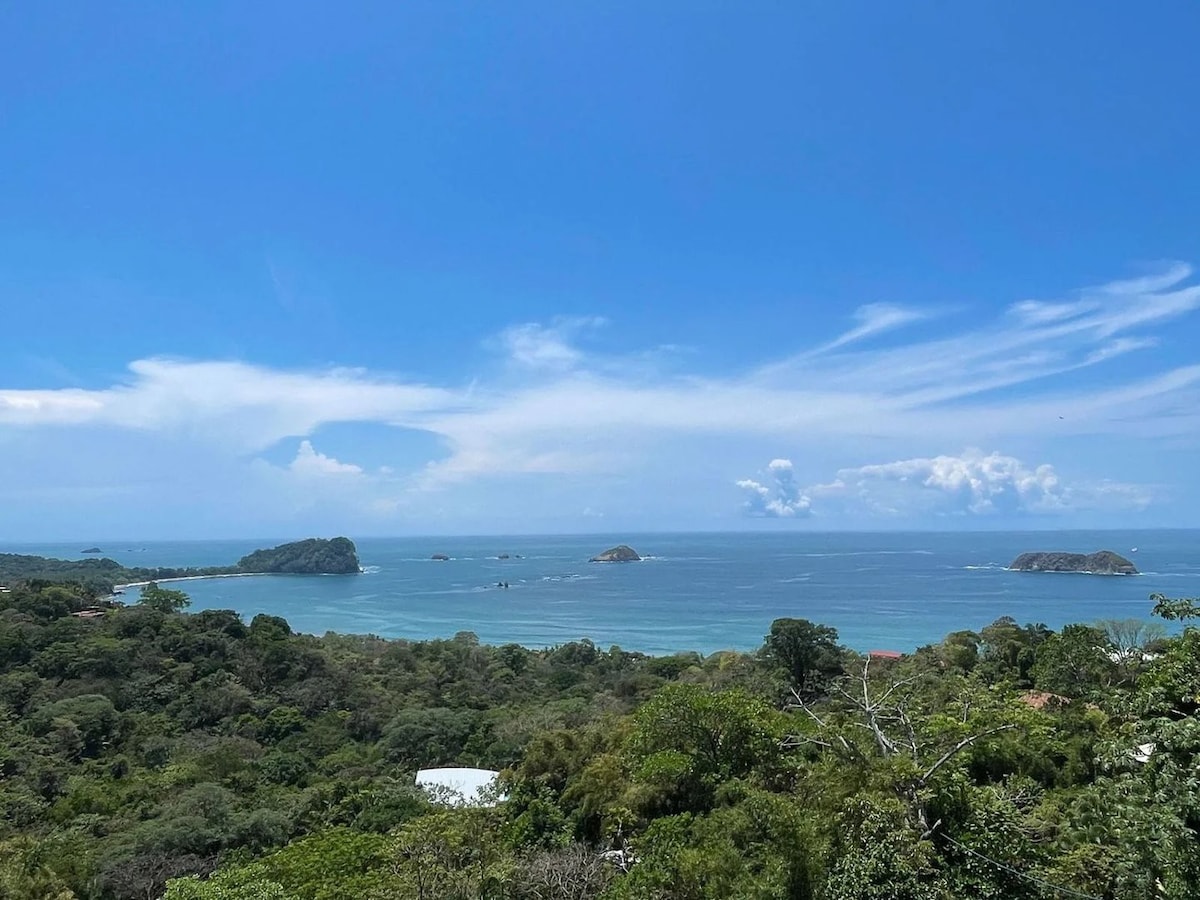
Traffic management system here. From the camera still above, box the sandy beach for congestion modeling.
[113,571,272,592]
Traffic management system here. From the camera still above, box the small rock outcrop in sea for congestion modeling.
[497,554,510,559]
[1009,550,1138,576]
[431,553,450,561]
[590,544,641,563]
[81,547,103,554]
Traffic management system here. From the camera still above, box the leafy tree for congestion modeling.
[176,829,395,900]
[390,810,513,900]
[976,617,1050,685]
[1150,593,1200,621]
[785,658,1043,837]
[138,582,191,613]
[825,797,944,900]
[382,707,478,766]
[0,837,78,900]
[1029,624,1115,697]
[164,871,294,900]
[938,630,980,672]
[29,694,119,758]
[762,618,843,696]
[627,684,778,815]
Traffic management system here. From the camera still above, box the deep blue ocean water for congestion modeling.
[7,532,1199,655]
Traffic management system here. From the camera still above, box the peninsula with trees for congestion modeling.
[0,536,360,593]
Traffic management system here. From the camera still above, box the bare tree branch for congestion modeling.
[921,723,1017,782]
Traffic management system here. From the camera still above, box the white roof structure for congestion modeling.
[415,767,504,807]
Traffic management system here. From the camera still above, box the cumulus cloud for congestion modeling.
[243,440,422,528]
[289,440,364,477]
[737,458,813,517]
[809,450,1150,516]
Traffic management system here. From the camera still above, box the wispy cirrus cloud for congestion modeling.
[812,302,928,353]
[0,263,1197,517]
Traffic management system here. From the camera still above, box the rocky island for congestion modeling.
[1009,550,1138,576]
[590,544,642,562]
[81,547,103,554]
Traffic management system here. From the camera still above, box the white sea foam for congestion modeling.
[798,550,934,558]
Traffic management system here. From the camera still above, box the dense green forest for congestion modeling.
[1,578,1197,899]
[232,538,361,576]
[0,538,360,594]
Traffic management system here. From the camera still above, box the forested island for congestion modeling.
[0,537,360,593]
[2,572,1198,899]
[231,537,360,576]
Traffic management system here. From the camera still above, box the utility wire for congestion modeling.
[939,834,1104,900]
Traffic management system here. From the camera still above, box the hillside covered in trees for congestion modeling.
[234,537,361,576]
[0,538,360,593]
[1,577,1198,899]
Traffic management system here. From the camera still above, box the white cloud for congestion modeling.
[0,359,453,453]
[809,449,1150,516]
[242,440,423,528]
[737,458,813,517]
[0,264,1197,517]
[496,317,605,370]
[1009,298,1098,325]
[289,440,364,477]
[815,302,927,352]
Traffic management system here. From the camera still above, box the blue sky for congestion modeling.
[1,2,1198,539]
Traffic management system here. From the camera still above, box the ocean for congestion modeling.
[7,531,1199,655]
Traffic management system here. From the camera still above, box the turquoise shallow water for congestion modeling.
[7,531,1199,654]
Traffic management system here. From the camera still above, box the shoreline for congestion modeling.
[113,571,273,592]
